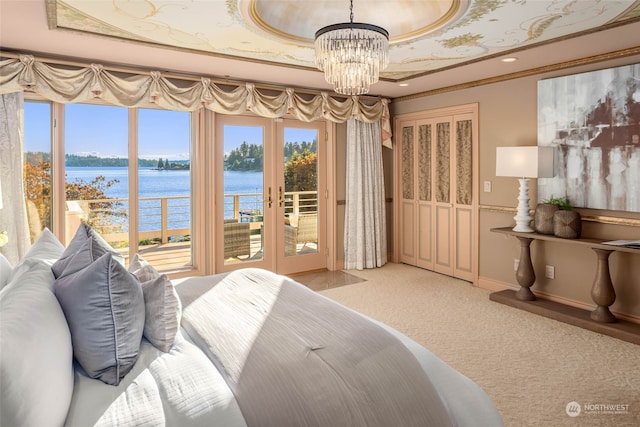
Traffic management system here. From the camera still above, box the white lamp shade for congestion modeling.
[496,146,554,178]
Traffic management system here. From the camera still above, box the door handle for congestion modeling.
[278,186,283,207]
[268,187,272,208]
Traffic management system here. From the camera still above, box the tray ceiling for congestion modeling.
[51,0,640,81]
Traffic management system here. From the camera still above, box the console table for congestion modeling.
[490,227,640,345]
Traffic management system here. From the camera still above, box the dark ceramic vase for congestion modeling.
[553,210,582,239]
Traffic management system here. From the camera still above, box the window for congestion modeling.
[23,100,194,272]
[138,108,192,270]
[64,104,129,256]
[23,101,52,242]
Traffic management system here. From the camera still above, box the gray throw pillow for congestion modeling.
[128,253,151,272]
[51,222,123,278]
[51,237,95,279]
[54,252,145,386]
[129,253,160,283]
[140,274,181,352]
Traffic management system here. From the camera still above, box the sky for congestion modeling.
[24,101,317,160]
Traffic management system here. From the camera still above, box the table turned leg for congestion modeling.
[515,236,536,301]
[590,248,617,323]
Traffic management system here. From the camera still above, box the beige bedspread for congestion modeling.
[176,268,453,427]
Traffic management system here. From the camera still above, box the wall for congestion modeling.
[391,54,640,320]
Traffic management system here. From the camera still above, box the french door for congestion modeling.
[214,115,326,275]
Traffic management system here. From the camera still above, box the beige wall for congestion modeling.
[391,55,640,320]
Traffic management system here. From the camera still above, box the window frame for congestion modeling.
[23,95,204,277]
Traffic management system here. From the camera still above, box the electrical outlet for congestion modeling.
[545,265,555,279]
[483,181,492,192]
[514,259,520,271]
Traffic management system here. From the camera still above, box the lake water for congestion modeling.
[65,167,263,231]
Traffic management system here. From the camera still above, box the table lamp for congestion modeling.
[496,146,554,232]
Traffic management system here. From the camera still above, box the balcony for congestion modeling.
[65,191,318,271]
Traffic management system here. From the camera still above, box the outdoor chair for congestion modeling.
[289,213,318,248]
[223,219,251,259]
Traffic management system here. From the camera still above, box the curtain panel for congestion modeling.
[0,55,392,147]
[344,119,387,270]
[0,92,31,264]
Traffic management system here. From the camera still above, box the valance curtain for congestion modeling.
[0,55,392,147]
[344,119,387,270]
[0,92,31,264]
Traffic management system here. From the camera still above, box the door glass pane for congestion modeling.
[418,124,431,201]
[64,104,129,260]
[138,108,192,271]
[456,119,473,205]
[23,101,52,242]
[436,122,450,203]
[223,125,264,265]
[401,125,414,200]
[283,128,318,256]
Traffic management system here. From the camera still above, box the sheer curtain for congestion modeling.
[344,119,387,270]
[0,92,31,264]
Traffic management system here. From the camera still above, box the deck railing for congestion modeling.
[65,191,318,246]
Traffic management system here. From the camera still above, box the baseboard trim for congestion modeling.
[476,277,516,292]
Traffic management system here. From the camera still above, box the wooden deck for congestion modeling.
[137,235,318,270]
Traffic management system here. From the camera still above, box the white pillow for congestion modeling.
[8,228,65,285]
[0,257,74,427]
[0,253,11,290]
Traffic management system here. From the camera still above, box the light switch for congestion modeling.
[483,181,492,192]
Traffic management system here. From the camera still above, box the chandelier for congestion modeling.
[314,0,389,95]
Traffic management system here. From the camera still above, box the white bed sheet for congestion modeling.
[64,332,246,427]
[64,270,503,427]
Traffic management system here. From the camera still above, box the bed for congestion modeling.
[0,226,503,427]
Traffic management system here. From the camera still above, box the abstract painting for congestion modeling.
[537,63,640,212]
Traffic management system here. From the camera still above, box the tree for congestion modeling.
[284,151,317,192]
[158,158,164,169]
[23,160,125,238]
[284,151,317,213]
[164,159,170,169]
[23,160,52,237]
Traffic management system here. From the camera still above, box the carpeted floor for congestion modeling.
[313,263,640,427]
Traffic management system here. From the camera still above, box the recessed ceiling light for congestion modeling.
[398,83,409,87]
[501,57,518,63]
